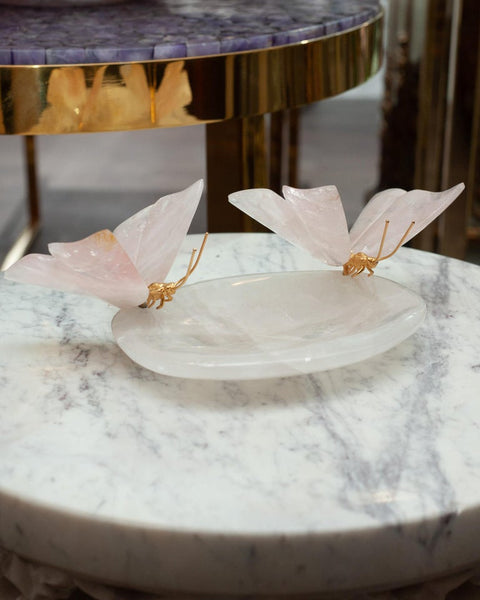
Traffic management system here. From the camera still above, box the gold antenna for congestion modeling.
[374,220,390,260]
[378,221,415,262]
[175,232,209,289]
[343,220,417,277]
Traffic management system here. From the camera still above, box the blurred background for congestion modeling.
[0,0,478,264]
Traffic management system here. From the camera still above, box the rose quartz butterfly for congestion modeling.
[4,180,206,308]
[229,183,465,276]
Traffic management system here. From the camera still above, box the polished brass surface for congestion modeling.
[0,15,383,135]
[269,109,299,193]
[414,0,461,253]
[378,0,480,259]
[0,136,40,271]
[206,116,270,232]
[206,110,300,232]
[269,111,284,194]
[206,119,243,232]
[0,221,40,271]
[287,108,299,188]
[25,135,40,225]
[467,14,480,242]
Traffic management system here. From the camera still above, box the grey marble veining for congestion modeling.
[0,0,380,65]
[0,233,480,595]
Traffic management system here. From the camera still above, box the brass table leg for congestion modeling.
[269,111,283,195]
[1,136,41,271]
[288,108,299,189]
[378,0,479,259]
[467,35,480,242]
[206,115,267,232]
[206,109,299,232]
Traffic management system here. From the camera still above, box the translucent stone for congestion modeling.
[114,180,203,285]
[6,230,148,308]
[349,183,466,257]
[4,181,204,308]
[229,186,350,266]
[112,270,426,379]
[229,183,466,266]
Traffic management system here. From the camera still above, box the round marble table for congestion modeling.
[1,232,480,597]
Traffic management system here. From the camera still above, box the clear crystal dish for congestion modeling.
[111,270,426,380]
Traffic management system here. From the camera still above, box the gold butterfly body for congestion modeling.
[142,232,208,309]
[342,220,415,277]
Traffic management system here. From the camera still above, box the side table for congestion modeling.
[0,0,382,267]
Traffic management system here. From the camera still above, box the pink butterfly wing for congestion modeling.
[282,185,350,265]
[229,187,304,243]
[114,179,203,284]
[349,183,465,257]
[229,185,350,265]
[6,230,148,308]
[348,188,406,243]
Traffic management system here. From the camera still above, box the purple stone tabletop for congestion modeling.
[0,0,381,66]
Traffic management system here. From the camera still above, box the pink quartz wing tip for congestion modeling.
[228,181,466,269]
[3,180,204,308]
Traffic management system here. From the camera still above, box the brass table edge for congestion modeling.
[0,12,383,135]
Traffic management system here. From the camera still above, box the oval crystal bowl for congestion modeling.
[112,270,427,380]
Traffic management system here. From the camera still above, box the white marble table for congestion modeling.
[1,233,480,597]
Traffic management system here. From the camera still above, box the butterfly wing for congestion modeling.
[282,185,351,265]
[349,183,465,257]
[114,179,203,284]
[5,230,148,308]
[228,185,350,265]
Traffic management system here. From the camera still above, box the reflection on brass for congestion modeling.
[0,220,40,271]
[24,61,198,133]
[154,61,198,127]
[0,136,40,271]
[28,67,93,133]
[240,115,268,233]
[141,232,208,309]
[342,220,415,277]
[0,14,382,135]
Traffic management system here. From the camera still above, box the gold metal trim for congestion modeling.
[0,13,383,135]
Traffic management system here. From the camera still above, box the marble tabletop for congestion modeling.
[0,0,380,65]
[1,232,480,596]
